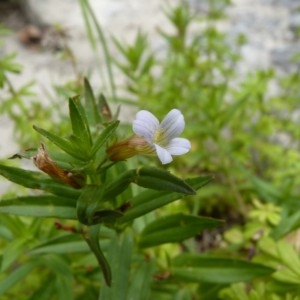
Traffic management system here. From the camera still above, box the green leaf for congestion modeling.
[10,148,85,171]
[242,170,282,203]
[276,242,300,278]
[85,224,112,286]
[69,96,92,147]
[91,120,119,156]
[271,211,300,239]
[33,125,89,161]
[0,215,26,240]
[68,134,92,160]
[99,233,133,300]
[30,234,90,255]
[139,214,222,248]
[56,273,74,300]
[259,237,300,279]
[0,164,80,198]
[0,195,77,219]
[79,0,117,100]
[93,209,123,225]
[99,93,113,119]
[0,53,22,74]
[185,176,214,190]
[104,167,199,201]
[118,176,212,223]
[84,77,102,125]
[0,261,38,296]
[171,254,274,283]
[28,276,55,300]
[77,185,103,225]
[9,148,37,160]
[1,237,28,271]
[40,255,74,300]
[136,167,195,195]
[77,185,122,226]
[78,0,96,49]
[41,254,73,277]
[104,161,133,206]
[219,93,249,127]
[103,169,136,200]
[0,224,13,241]
[127,258,154,300]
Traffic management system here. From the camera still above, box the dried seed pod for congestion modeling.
[33,143,83,189]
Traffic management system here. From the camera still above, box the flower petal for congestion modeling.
[166,138,191,155]
[132,110,159,143]
[160,109,185,140]
[154,144,173,164]
[132,121,153,143]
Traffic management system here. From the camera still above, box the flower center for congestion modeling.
[153,128,168,146]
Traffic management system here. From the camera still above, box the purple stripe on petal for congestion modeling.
[160,109,185,140]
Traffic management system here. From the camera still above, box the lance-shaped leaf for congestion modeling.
[10,148,85,171]
[33,125,89,161]
[77,185,103,225]
[139,213,222,248]
[0,260,39,296]
[271,210,300,240]
[171,254,274,283]
[84,77,102,125]
[0,195,77,219]
[30,226,114,256]
[39,254,74,299]
[30,234,90,255]
[0,164,80,199]
[28,276,55,300]
[91,120,119,156]
[99,233,133,300]
[77,185,122,226]
[9,148,37,160]
[69,96,92,147]
[126,258,154,300]
[99,94,113,121]
[103,170,136,200]
[104,167,196,200]
[92,209,123,225]
[84,224,112,286]
[118,176,212,224]
[136,167,195,194]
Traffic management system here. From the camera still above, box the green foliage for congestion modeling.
[171,254,274,283]
[110,1,300,299]
[219,237,300,300]
[79,0,116,100]
[139,214,222,248]
[0,42,67,147]
[113,2,300,218]
[1,0,300,299]
[0,77,216,297]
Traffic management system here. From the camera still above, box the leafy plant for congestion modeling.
[1,0,300,298]
[0,79,230,298]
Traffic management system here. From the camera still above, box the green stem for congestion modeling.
[83,0,117,101]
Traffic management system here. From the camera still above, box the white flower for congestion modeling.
[132,109,191,164]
